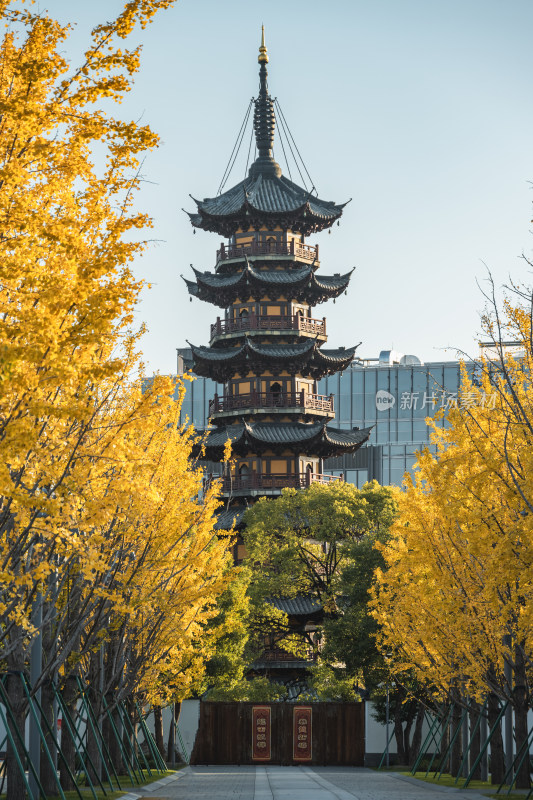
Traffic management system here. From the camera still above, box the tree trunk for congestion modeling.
[5,668,28,800]
[440,705,450,774]
[468,701,481,782]
[175,702,181,749]
[59,677,79,791]
[106,703,124,777]
[166,706,175,764]
[488,693,505,785]
[393,697,406,765]
[450,701,463,777]
[403,715,413,764]
[85,714,102,785]
[513,645,531,790]
[167,702,181,764]
[40,678,59,796]
[85,652,102,785]
[153,705,165,760]
[409,703,426,767]
[102,700,115,781]
[122,704,134,771]
[122,697,139,772]
[393,719,405,764]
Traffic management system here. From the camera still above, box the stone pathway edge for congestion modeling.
[116,767,191,799]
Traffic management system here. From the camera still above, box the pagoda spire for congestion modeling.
[258,24,268,64]
[250,26,281,178]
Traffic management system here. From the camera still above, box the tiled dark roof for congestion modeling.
[314,272,354,290]
[314,345,360,365]
[247,340,315,359]
[200,425,245,448]
[187,338,359,381]
[244,421,323,445]
[183,277,200,298]
[188,342,246,362]
[247,264,313,284]
[188,173,345,237]
[195,421,373,459]
[250,659,314,670]
[183,265,353,308]
[192,267,245,288]
[324,427,373,448]
[215,506,246,530]
[269,596,323,615]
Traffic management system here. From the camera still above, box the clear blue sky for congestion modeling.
[48,1,533,370]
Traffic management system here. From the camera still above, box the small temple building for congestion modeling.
[182,30,372,683]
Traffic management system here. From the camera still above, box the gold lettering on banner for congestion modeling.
[252,706,271,761]
[293,707,312,761]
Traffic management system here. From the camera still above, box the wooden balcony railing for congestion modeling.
[209,391,334,416]
[210,314,326,339]
[216,240,318,264]
[220,472,343,493]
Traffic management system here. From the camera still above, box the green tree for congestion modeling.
[242,481,398,696]
[203,565,255,699]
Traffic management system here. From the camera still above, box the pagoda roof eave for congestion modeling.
[215,505,247,531]
[184,172,347,236]
[268,596,323,617]
[187,339,359,382]
[247,263,313,285]
[183,265,354,308]
[193,421,373,460]
[186,208,343,238]
[308,343,360,378]
[192,266,247,289]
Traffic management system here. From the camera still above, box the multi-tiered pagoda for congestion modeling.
[184,31,371,560]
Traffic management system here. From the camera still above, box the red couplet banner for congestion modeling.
[252,706,271,761]
[293,706,312,761]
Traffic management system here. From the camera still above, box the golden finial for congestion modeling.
[258,24,268,63]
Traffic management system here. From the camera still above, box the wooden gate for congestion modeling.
[190,702,365,766]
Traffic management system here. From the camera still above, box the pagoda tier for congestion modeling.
[183,263,353,308]
[187,338,359,382]
[195,420,371,461]
[186,174,347,238]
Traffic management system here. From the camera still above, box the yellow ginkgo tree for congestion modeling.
[371,269,533,788]
[0,3,237,797]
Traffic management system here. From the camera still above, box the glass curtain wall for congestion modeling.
[318,361,471,485]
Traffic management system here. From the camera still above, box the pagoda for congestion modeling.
[183,30,372,560]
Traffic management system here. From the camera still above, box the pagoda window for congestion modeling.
[235,541,247,563]
[238,463,250,477]
[239,308,250,330]
[258,230,281,242]
[269,381,282,406]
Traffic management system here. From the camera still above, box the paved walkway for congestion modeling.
[119,766,492,800]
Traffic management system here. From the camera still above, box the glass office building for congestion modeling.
[318,354,470,486]
[174,347,473,488]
